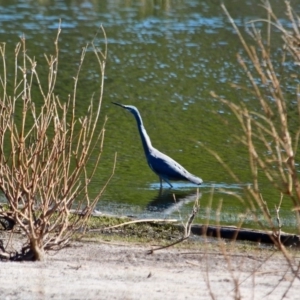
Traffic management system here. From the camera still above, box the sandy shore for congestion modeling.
[1,239,300,300]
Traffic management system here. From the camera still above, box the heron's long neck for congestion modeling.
[138,125,152,156]
[134,114,152,156]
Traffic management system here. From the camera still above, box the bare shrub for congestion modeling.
[205,0,300,293]
[209,1,300,238]
[0,25,114,261]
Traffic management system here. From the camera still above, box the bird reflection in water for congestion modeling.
[147,188,201,216]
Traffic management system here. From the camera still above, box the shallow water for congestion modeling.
[0,0,299,231]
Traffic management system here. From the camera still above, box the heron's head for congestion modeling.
[112,102,141,118]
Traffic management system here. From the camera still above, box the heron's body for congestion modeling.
[112,102,203,188]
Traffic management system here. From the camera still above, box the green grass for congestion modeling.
[77,215,282,255]
[82,215,183,244]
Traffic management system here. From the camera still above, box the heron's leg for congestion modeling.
[159,180,163,196]
[163,178,173,188]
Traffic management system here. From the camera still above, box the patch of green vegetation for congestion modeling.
[77,215,275,253]
[79,215,183,245]
[87,215,132,229]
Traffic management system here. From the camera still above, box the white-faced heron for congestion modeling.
[112,102,203,188]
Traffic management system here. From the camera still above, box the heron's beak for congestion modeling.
[112,102,125,108]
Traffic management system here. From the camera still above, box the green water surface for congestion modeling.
[0,0,299,232]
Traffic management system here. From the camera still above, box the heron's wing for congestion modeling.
[148,149,192,181]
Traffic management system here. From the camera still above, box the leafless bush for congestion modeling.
[206,0,300,293]
[209,0,300,239]
[0,25,114,261]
